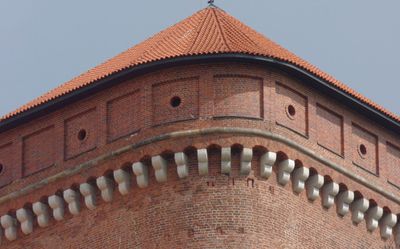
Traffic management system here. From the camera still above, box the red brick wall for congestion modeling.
[0,61,400,248]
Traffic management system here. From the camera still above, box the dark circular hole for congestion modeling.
[359,144,367,156]
[170,96,182,108]
[77,129,87,141]
[288,105,296,117]
[0,164,3,175]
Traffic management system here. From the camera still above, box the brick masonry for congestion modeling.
[0,62,400,248]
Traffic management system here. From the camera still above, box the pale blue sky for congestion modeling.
[0,0,399,116]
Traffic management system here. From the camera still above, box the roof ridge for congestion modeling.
[211,8,231,51]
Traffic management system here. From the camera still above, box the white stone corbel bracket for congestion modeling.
[113,169,131,195]
[292,167,310,193]
[16,208,33,235]
[240,148,253,175]
[260,152,277,179]
[33,202,50,228]
[322,182,339,209]
[80,183,96,210]
[48,195,65,221]
[336,190,354,216]
[277,159,295,186]
[151,156,168,183]
[366,206,383,232]
[132,162,149,188]
[175,152,189,179]
[197,149,208,176]
[63,189,81,215]
[221,147,231,174]
[305,174,324,201]
[380,213,397,239]
[1,215,17,241]
[351,198,370,224]
[96,176,114,202]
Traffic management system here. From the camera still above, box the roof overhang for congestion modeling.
[1,53,399,133]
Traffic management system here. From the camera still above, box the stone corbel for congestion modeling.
[277,159,295,186]
[321,182,339,209]
[1,215,17,241]
[380,213,397,239]
[80,183,96,210]
[197,149,208,176]
[48,195,65,221]
[260,152,277,179]
[351,198,370,224]
[365,206,383,232]
[113,169,131,195]
[175,152,189,178]
[305,174,324,201]
[151,156,168,182]
[16,208,33,235]
[292,167,310,193]
[221,147,231,174]
[132,162,149,188]
[96,176,114,202]
[240,148,253,175]
[336,190,354,216]
[63,189,81,215]
[32,202,50,228]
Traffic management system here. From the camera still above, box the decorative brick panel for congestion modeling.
[213,75,263,119]
[351,124,378,175]
[65,108,98,159]
[23,126,55,176]
[275,82,308,137]
[152,77,199,125]
[386,143,400,188]
[316,104,344,156]
[107,90,141,141]
[0,143,14,187]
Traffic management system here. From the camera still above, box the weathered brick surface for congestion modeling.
[0,62,400,248]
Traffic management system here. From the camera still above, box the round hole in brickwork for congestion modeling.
[77,129,87,141]
[286,104,296,119]
[359,144,367,157]
[0,164,4,175]
[170,96,182,108]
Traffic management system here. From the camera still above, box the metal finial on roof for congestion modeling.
[208,0,215,6]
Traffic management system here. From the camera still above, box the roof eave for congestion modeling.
[0,53,399,134]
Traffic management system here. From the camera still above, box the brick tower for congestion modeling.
[0,5,399,249]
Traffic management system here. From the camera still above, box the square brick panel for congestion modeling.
[351,124,378,175]
[65,108,98,159]
[386,143,400,188]
[275,82,308,137]
[316,104,344,156]
[23,126,55,176]
[107,90,142,141]
[152,77,199,125]
[0,143,15,187]
[213,75,263,119]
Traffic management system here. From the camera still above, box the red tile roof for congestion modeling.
[1,7,398,123]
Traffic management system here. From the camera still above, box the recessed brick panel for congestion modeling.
[23,126,55,176]
[152,77,199,125]
[107,90,141,141]
[386,143,400,187]
[316,104,343,156]
[351,124,378,175]
[0,143,15,187]
[213,75,263,119]
[275,82,308,136]
[65,108,98,159]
